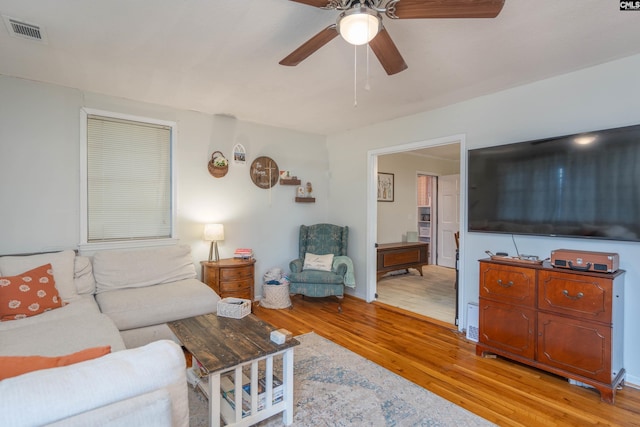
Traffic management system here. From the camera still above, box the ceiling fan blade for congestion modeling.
[279,25,339,67]
[369,28,408,75]
[289,0,332,8]
[392,0,505,19]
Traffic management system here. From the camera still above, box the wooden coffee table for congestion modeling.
[169,313,299,427]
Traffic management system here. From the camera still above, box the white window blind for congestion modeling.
[86,114,172,243]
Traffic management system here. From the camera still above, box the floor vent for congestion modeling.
[2,15,48,44]
[466,302,479,342]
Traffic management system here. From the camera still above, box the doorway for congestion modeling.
[368,137,464,328]
[436,174,460,269]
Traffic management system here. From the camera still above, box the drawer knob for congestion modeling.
[497,279,514,288]
[562,290,584,300]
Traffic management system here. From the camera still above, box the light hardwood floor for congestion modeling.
[376,265,456,325]
[253,295,640,426]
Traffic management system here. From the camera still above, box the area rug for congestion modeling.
[188,332,494,426]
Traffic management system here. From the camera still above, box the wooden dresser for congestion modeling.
[476,258,625,403]
[376,242,429,280]
[201,258,256,301]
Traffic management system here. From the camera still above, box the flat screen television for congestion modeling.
[468,123,640,241]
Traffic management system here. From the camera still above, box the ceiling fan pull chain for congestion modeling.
[353,44,358,107]
[365,42,371,91]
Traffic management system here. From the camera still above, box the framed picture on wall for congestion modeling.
[233,143,246,165]
[377,172,394,202]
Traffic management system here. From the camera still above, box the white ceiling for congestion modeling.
[1,1,639,135]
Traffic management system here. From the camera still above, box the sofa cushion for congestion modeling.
[46,388,173,427]
[93,245,197,293]
[0,346,111,380]
[0,250,78,302]
[119,324,181,349]
[95,278,219,331]
[0,264,64,320]
[0,340,188,427]
[0,294,100,332]
[0,313,125,356]
[74,255,96,295]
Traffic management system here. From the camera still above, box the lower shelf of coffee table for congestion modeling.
[192,349,294,427]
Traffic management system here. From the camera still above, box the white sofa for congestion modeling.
[0,340,187,427]
[0,245,221,426]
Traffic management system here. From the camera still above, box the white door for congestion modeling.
[437,174,460,268]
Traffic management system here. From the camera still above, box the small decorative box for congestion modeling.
[217,297,251,319]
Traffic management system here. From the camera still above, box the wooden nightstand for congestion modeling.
[200,258,256,301]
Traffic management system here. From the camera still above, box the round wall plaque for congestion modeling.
[250,156,279,189]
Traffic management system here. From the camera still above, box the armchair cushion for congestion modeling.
[288,269,344,285]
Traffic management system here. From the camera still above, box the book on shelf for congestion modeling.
[234,248,254,259]
[222,389,251,419]
[220,372,250,423]
[243,375,284,410]
[219,372,284,423]
[193,358,207,378]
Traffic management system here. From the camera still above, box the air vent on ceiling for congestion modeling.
[2,15,48,44]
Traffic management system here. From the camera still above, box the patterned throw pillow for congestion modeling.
[303,253,334,272]
[0,264,64,321]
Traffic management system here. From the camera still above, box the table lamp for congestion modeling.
[204,223,224,262]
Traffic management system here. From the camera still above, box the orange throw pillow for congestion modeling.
[0,263,64,321]
[0,346,111,380]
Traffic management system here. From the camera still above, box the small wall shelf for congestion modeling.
[280,178,301,185]
[295,197,315,203]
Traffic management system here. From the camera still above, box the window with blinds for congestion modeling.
[82,112,175,244]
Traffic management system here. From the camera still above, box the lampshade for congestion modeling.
[337,7,381,46]
[204,223,224,241]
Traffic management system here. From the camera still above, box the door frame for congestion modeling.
[366,133,467,331]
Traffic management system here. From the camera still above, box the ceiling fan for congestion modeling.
[280,0,506,75]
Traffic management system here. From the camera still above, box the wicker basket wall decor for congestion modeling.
[208,151,228,178]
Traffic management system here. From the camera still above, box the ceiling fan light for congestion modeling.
[338,7,381,46]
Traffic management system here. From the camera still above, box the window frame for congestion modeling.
[79,108,178,251]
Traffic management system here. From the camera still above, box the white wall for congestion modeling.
[327,54,640,385]
[377,152,459,244]
[3,53,639,384]
[0,75,328,298]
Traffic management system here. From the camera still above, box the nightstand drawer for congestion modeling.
[219,278,253,293]
[221,289,252,300]
[220,266,253,281]
[200,258,256,301]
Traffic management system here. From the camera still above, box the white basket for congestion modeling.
[260,284,291,309]
[217,297,252,319]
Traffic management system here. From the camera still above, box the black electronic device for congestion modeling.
[468,123,640,242]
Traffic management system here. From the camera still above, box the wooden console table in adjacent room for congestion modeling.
[376,242,429,280]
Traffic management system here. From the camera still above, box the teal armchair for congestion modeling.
[289,224,354,312]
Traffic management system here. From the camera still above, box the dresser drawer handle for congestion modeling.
[562,290,584,300]
[497,279,514,288]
